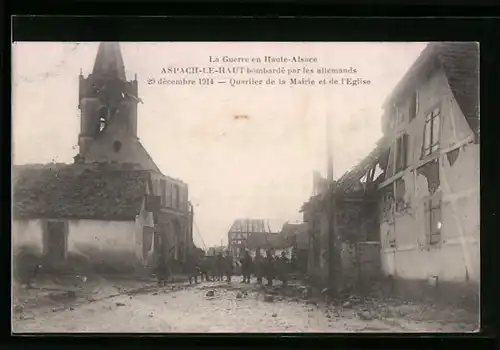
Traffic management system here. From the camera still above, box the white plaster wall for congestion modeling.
[12,219,44,255]
[67,220,137,256]
[382,240,478,283]
[12,218,141,267]
[134,200,154,263]
[379,67,480,286]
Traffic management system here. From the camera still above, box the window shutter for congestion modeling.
[424,200,431,244]
[403,134,409,168]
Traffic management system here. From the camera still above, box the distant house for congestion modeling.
[206,246,225,256]
[227,218,273,259]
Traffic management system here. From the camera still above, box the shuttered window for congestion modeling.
[424,195,442,246]
[423,108,441,157]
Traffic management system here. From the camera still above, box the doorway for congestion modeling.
[45,221,67,262]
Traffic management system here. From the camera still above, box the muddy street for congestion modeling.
[12,279,478,333]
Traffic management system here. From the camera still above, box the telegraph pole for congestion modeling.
[326,106,338,297]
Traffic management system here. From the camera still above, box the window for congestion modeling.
[167,183,173,207]
[387,228,396,248]
[424,196,442,246]
[409,91,418,121]
[160,179,167,206]
[422,107,441,157]
[395,178,406,212]
[174,185,180,209]
[394,105,404,124]
[395,134,409,172]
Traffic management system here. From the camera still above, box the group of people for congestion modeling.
[156,247,294,287]
[196,249,292,287]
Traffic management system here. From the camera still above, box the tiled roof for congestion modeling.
[13,164,149,221]
[436,42,479,139]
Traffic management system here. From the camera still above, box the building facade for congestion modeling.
[377,42,479,301]
[301,43,479,301]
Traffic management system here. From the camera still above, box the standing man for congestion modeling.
[264,249,275,287]
[156,239,168,287]
[199,255,211,282]
[215,252,224,282]
[277,251,290,286]
[240,250,253,283]
[186,252,199,285]
[224,250,234,283]
[254,248,264,286]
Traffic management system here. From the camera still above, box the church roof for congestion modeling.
[92,42,127,81]
[12,164,149,221]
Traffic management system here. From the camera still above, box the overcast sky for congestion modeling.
[12,42,427,248]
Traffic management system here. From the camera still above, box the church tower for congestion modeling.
[76,42,158,171]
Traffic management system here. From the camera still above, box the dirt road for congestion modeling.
[12,279,478,333]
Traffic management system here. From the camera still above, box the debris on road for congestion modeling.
[272,313,277,317]
[205,290,215,297]
[358,310,373,321]
[264,295,274,302]
[343,301,352,309]
[115,302,126,307]
[14,305,24,314]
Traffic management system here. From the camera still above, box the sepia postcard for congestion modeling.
[11,41,480,333]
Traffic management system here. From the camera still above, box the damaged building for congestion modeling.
[377,42,479,303]
[302,42,479,304]
[12,43,194,279]
[302,141,387,294]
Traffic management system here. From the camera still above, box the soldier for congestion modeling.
[215,252,224,281]
[199,255,210,282]
[186,252,199,284]
[264,249,276,287]
[156,241,168,287]
[254,248,264,286]
[240,250,253,283]
[224,250,234,283]
[277,251,290,286]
